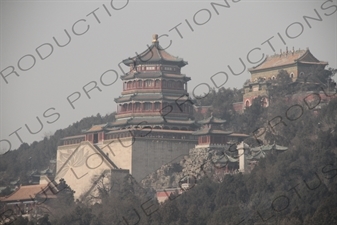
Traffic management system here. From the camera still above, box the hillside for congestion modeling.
[27,86,337,225]
[1,70,337,225]
[0,113,116,191]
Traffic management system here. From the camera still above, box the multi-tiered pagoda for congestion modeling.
[56,35,199,199]
[111,34,195,131]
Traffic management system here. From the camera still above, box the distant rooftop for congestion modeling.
[249,48,328,72]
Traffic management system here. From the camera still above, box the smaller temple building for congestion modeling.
[234,48,330,112]
[192,113,248,148]
[0,176,58,223]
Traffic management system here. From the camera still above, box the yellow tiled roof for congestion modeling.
[0,184,54,202]
[249,49,327,72]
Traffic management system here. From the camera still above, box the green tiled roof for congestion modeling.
[115,93,191,103]
[192,127,233,135]
[251,144,288,152]
[197,115,226,125]
[214,154,239,164]
[110,117,195,127]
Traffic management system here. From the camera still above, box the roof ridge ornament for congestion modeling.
[152,34,159,43]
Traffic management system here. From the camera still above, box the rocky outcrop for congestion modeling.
[141,146,235,190]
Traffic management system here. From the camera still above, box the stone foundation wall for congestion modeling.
[56,137,197,199]
[132,138,196,181]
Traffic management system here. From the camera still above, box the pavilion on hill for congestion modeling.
[212,142,288,174]
[0,176,58,222]
[233,47,331,112]
[248,47,328,82]
[56,35,200,198]
[192,113,248,148]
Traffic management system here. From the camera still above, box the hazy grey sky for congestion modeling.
[1,0,336,151]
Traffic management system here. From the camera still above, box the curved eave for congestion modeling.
[215,154,239,164]
[114,94,191,103]
[297,61,328,66]
[115,96,132,103]
[167,119,196,124]
[110,118,196,127]
[192,129,233,136]
[123,58,188,67]
[248,56,268,72]
[197,116,227,125]
[198,120,226,125]
[251,144,288,151]
[249,62,298,73]
[121,72,191,81]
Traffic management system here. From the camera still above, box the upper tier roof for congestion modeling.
[197,114,227,125]
[122,34,188,67]
[192,127,233,136]
[249,48,328,72]
[115,93,190,103]
[109,116,196,127]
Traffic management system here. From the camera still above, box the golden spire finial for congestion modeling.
[152,34,158,43]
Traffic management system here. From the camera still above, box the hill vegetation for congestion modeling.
[1,69,337,224]
[0,113,116,189]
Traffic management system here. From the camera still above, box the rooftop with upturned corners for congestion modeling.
[249,48,328,72]
[0,184,56,202]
